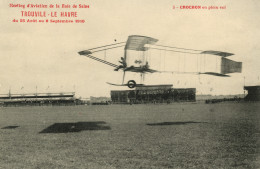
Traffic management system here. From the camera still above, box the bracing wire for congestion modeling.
[215,55,218,73]
[204,54,206,72]
[90,45,125,54]
[178,53,180,72]
[143,50,145,65]
[88,42,125,50]
[159,49,161,71]
[149,47,199,55]
[148,50,150,66]
[164,50,166,71]
[197,54,199,72]
[184,53,186,73]
[104,50,106,61]
[200,54,202,73]
[153,44,203,52]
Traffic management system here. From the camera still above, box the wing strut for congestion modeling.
[122,71,126,84]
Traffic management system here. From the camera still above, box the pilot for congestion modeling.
[142,61,150,69]
[114,57,127,71]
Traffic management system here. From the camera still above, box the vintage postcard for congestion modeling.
[0,0,259,168]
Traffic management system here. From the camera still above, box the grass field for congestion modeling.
[0,102,259,169]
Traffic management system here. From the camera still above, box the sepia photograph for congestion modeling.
[0,0,259,168]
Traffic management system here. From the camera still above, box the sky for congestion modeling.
[0,0,260,97]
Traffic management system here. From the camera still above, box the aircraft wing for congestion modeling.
[155,71,230,77]
[78,53,118,68]
[199,72,230,77]
[125,35,158,51]
[78,35,242,78]
[201,50,234,57]
[79,42,125,55]
[78,42,126,68]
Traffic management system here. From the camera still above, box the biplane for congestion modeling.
[78,35,242,88]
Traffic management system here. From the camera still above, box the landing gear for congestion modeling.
[127,80,136,88]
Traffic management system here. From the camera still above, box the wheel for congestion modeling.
[127,80,136,88]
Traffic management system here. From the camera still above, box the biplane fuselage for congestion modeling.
[78,35,242,88]
[123,66,157,73]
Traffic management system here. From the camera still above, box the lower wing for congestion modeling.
[156,71,230,77]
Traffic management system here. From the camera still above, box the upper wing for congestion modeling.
[78,41,125,55]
